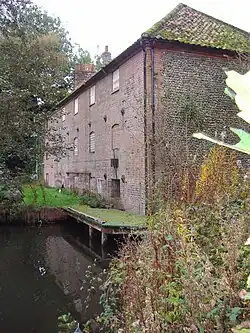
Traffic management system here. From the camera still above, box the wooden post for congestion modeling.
[101,232,108,246]
[101,245,105,259]
[101,232,108,259]
[89,226,93,248]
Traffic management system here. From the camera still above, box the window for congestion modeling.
[45,152,49,160]
[74,98,79,115]
[89,85,96,105]
[97,178,103,194]
[73,137,79,156]
[62,107,66,121]
[111,179,120,198]
[89,131,95,153]
[112,69,119,92]
[45,173,49,185]
[111,124,120,150]
[73,175,79,188]
[111,158,119,168]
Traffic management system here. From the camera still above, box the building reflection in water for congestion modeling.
[44,234,103,321]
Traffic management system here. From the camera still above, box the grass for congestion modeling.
[23,185,81,207]
[23,185,147,227]
[72,204,147,227]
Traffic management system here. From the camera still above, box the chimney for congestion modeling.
[101,45,112,66]
[74,63,95,89]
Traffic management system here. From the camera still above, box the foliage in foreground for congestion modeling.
[98,147,250,332]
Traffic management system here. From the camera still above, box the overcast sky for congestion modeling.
[34,0,249,58]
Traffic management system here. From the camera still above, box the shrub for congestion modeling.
[98,147,250,332]
[80,190,106,209]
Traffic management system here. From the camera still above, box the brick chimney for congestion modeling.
[74,63,95,89]
[101,45,112,66]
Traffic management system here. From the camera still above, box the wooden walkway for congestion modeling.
[63,207,146,246]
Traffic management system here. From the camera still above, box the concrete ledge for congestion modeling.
[63,207,147,234]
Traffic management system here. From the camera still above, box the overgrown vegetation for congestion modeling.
[0,0,74,212]
[22,185,146,226]
[0,0,98,213]
[22,184,81,207]
[80,190,107,209]
[98,147,250,332]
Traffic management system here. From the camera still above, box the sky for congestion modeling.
[34,0,249,58]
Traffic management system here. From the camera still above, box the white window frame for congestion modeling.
[62,107,66,122]
[112,69,119,92]
[89,85,96,106]
[74,98,79,115]
[89,131,95,153]
[73,137,79,156]
[97,178,103,194]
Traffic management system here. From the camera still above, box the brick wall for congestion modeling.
[44,42,250,213]
[44,51,146,215]
[154,49,250,193]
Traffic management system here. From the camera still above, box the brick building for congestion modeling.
[44,4,250,215]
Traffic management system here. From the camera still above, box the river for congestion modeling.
[0,222,118,332]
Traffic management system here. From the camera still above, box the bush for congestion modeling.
[80,190,106,208]
[98,147,250,332]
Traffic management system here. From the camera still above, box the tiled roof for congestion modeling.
[146,3,250,52]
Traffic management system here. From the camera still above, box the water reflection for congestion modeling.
[45,233,102,321]
[0,223,115,332]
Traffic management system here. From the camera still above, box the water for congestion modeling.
[0,222,116,332]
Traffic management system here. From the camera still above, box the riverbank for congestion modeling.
[0,206,69,225]
[1,185,147,227]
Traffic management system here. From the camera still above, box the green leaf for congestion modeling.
[247,275,250,289]
[243,292,250,300]
[225,70,250,123]
[165,234,173,241]
[193,131,250,155]
[232,326,250,333]
[230,128,250,152]
[229,307,242,322]
[225,87,236,100]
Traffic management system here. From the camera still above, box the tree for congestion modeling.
[94,53,104,71]
[73,44,92,64]
[0,0,75,205]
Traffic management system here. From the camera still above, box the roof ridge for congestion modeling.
[147,2,249,36]
[146,3,186,35]
[183,3,249,35]
[146,2,249,52]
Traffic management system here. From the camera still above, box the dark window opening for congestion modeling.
[111,158,119,168]
[111,179,120,198]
